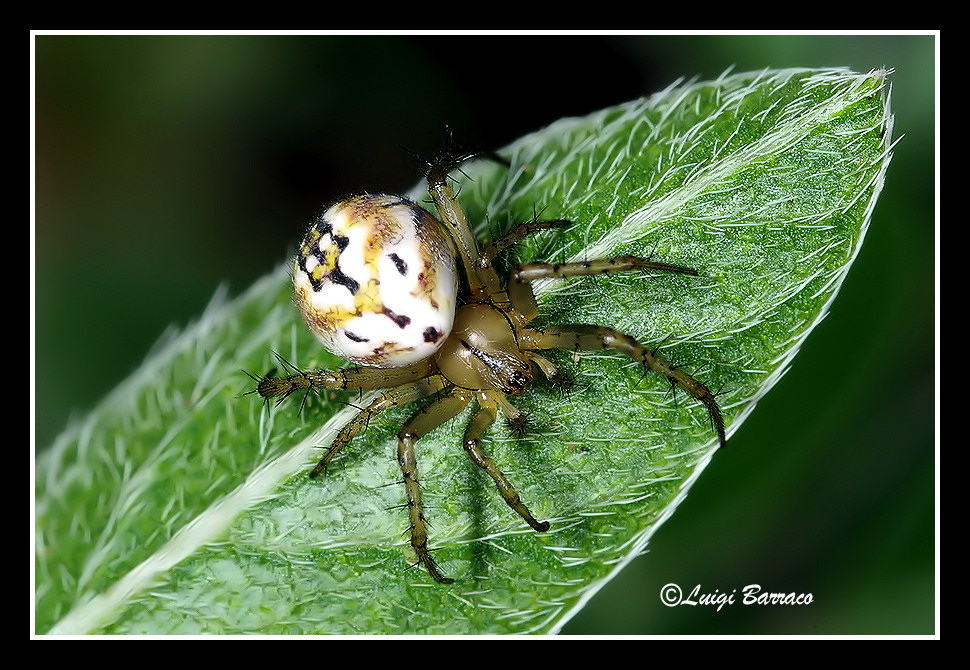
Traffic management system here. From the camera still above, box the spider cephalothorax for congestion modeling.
[256,138,726,583]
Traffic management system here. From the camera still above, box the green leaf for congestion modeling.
[35,67,894,635]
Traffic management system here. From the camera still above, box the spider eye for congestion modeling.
[293,194,458,368]
[503,367,532,395]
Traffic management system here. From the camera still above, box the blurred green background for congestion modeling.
[33,34,936,635]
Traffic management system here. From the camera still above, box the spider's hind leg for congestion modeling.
[420,128,510,299]
[422,125,509,184]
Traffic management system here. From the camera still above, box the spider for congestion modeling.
[255,135,726,584]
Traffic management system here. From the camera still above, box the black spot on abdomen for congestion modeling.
[388,253,408,276]
[328,265,360,295]
[382,307,411,329]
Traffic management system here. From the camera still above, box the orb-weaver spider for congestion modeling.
[255,135,726,584]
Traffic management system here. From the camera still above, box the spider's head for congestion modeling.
[477,348,535,396]
[435,303,536,395]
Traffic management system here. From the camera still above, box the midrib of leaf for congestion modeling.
[36,67,893,635]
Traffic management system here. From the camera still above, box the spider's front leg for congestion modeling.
[396,386,551,584]
[506,255,699,326]
[397,386,475,584]
[520,325,726,449]
[505,254,725,448]
[463,392,550,533]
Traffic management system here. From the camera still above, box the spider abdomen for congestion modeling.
[293,194,459,367]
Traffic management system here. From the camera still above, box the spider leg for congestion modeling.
[515,255,698,282]
[506,255,699,326]
[422,131,503,300]
[520,325,726,449]
[463,393,550,533]
[473,218,569,298]
[523,350,573,391]
[257,356,433,401]
[308,373,448,479]
[481,218,569,264]
[397,386,474,584]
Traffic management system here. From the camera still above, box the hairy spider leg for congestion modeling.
[504,255,698,327]
[481,218,569,267]
[425,149,491,299]
[397,387,474,584]
[463,393,551,533]
[308,374,450,479]
[502,255,725,448]
[514,255,700,281]
[396,385,552,584]
[257,359,434,402]
[423,132,519,301]
[465,217,569,300]
[520,325,726,449]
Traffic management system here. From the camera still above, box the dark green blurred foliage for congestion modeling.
[34,34,935,634]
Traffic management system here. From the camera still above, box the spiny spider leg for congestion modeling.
[514,255,699,281]
[397,386,551,584]
[474,218,568,298]
[506,255,698,326]
[397,386,474,584]
[308,374,449,479]
[425,126,508,173]
[481,218,569,265]
[423,131,510,300]
[463,393,550,533]
[500,253,724,447]
[520,325,726,449]
[258,358,433,399]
